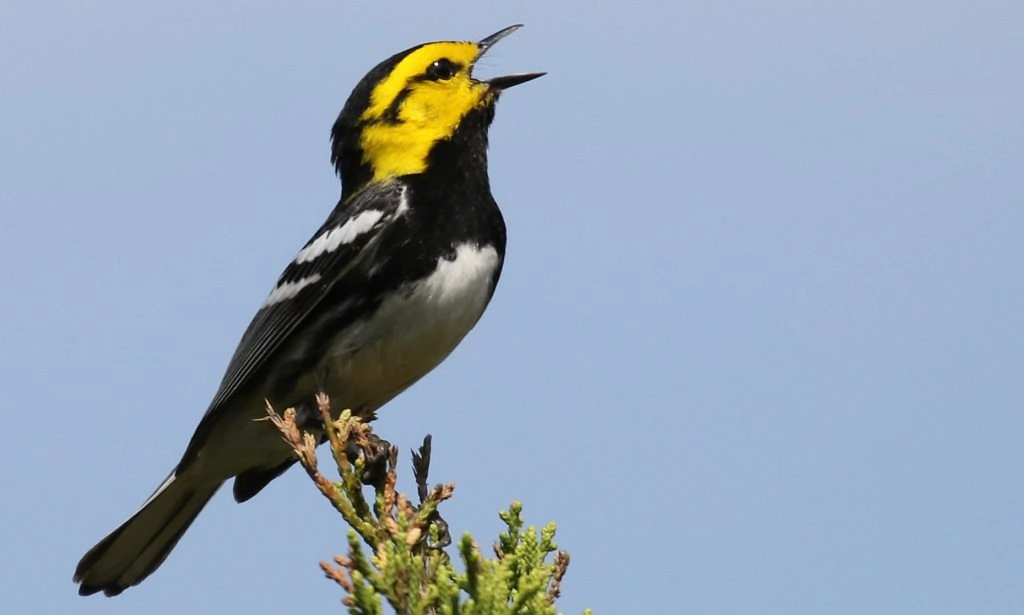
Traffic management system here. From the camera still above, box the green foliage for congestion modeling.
[266,395,590,615]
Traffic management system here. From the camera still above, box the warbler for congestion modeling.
[74,24,543,597]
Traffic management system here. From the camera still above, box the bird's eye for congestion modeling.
[426,58,459,81]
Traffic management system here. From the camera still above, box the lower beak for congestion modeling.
[486,72,546,90]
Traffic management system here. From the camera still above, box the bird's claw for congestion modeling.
[345,432,391,489]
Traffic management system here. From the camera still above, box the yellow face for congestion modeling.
[358,42,493,181]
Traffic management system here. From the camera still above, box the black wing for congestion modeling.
[188,180,407,444]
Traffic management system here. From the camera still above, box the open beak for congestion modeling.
[476,24,546,90]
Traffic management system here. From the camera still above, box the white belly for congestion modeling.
[320,242,501,410]
[190,242,500,480]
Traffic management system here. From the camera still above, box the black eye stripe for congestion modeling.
[375,59,464,124]
[381,87,413,123]
[425,58,461,81]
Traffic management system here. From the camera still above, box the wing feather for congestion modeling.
[180,181,407,463]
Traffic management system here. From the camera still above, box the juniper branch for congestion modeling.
[266,395,590,615]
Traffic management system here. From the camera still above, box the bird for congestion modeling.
[74,24,543,597]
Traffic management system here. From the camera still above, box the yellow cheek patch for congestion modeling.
[358,41,492,180]
[362,42,479,120]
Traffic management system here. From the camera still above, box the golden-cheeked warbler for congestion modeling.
[75,24,543,597]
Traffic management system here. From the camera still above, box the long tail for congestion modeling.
[74,469,222,596]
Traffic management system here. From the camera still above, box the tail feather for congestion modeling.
[74,470,222,596]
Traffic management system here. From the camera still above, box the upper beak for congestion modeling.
[476,24,546,90]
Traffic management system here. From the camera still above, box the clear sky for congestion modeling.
[2,1,1022,613]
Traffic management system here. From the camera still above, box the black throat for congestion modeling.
[332,102,498,202]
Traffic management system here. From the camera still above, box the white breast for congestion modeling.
[324,242,501,410]
[189,242,501,480]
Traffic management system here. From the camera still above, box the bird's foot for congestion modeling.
[424,513,452,550]
[345,431,392,490]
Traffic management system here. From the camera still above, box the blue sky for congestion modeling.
[2,1,1022,613]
